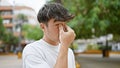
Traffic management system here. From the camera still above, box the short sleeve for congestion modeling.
[68,48,76,68]
[23,54,50,68]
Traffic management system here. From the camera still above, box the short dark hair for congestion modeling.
[37,3,74,24]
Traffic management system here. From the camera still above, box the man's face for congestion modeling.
[43,19,67,43]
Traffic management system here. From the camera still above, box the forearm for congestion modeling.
[54,44,69,68]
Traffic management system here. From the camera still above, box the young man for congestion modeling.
[22,3,76,68]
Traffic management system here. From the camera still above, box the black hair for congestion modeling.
[37,3,74,24]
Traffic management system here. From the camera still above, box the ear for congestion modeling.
[40,23,45,31]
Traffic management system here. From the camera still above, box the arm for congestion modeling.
[54,25,75,68]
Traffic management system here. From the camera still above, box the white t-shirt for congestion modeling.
[22,39,75,68]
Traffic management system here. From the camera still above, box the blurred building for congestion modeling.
[0,0,37,36]
[13,6,38,36]
[0,0,38,52]
[0,0,14,33]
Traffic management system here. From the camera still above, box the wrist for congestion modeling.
[61,43,70,48]
[60,44,69,55]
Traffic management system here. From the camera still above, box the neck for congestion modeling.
[42,36,59,46]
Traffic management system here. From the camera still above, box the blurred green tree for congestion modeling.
[0,17,6,40]
[3,33,19,45]
[0,17,19,52]
[15,13,28,51]
[2,32,19,53]
[22,24,43,40]
[15,14,28,24]
[52,0,120,40]
[54,0,62,4]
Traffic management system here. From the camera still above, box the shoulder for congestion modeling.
[23,39,45,49]
[23,40,39,50]
[68,48,74,53]
[68,48,74,55]
[22,40,43,55]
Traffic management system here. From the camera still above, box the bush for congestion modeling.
[86,44,100,50]
[70,43,78,50]
[99,45,112,50]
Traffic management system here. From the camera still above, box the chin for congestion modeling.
[54,39,59,42]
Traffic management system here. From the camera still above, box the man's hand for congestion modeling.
[54,25,75,68]
[59,25,76,48]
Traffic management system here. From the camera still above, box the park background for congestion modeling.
[0,0,120,68]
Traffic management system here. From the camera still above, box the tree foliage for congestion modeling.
[15,13,28,24]
[0,17,6,40]
[0,17,18,53]
[52,0,120,40]
[0,17,19,48]
[22,24,43,40]
[3,33,19,45]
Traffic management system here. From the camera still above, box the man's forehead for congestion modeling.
[49,19,66,24]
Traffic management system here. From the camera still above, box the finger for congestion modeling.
[59,25,64,33]
[66,26,74,32]
[66,26,76,37]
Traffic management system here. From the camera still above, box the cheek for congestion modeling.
[48,26,59,35]
[53,25,59,32]
[56,26,59,34]
[54,27,59,34]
